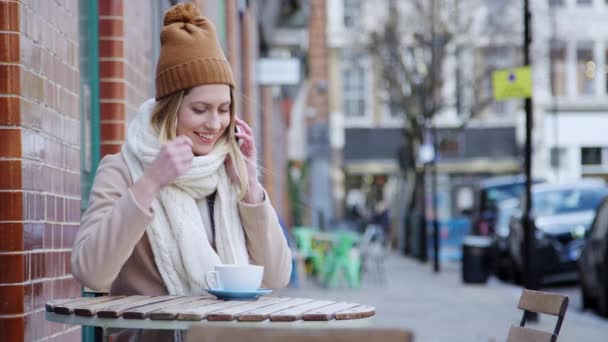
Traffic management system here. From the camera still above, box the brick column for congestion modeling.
[98,0,154,157]
[307,0,334,226]
[261,86,275,202]
[99,0,126,156]
[225,0,239,74]
[241,7,256,127]
[308,0,329,123]
[0,0,81,341]
[124,0,154,120]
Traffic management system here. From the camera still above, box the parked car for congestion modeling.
[508,180,608,284]
[579,197,608,317]
[470,175,544,236]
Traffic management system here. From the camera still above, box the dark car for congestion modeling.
[579,197,608,317]
[471,175,544,236]
[508,180,608,284]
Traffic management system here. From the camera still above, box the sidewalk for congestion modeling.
[275,252,608,341]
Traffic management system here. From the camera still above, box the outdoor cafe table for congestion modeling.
[45,294,376,334]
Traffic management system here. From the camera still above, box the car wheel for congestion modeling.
[494,257,510,281]
[578,267,592,309]
[598,290,608,317]
[581,284,594,310]
[598,275,608,317]
[512,259,524,286]
[496,268,511,282]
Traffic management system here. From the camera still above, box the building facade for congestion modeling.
[325,0,523,228]
[533,0,608,182]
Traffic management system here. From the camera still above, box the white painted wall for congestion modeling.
[533,0,608,182]
[287,82,309,161]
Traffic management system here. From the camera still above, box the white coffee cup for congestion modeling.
[205,264,264,292]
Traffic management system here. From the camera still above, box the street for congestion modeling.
[276,252,608,342]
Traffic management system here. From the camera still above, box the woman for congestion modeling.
[71,3,292,296]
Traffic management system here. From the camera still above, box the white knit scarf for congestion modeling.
[122,98,250,295]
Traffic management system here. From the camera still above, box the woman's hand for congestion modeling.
[225,118,264,203]
[132,136,194,209]
[145,135,194,190]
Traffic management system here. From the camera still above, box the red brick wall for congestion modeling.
[99,0,126,156]
[261,86,275,202]
[225,0,243,117]
[0,0,82,341]
[239,5,290,221]
[124,0,154,123]
[241,7,257,131]
[99,0,154,157]
[259,86,289,222]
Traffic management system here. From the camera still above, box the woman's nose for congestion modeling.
[204,112,221,130]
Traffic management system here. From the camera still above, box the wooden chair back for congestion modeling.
[506,289,569,342]
[185,327,413,342]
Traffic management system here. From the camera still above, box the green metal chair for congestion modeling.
[321,231,361,289]
[292,226,324,278]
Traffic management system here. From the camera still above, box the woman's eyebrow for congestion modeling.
[191,100,231,106]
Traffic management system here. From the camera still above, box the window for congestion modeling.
[577,43,595,95]
[549,0,564,6]
[486,0,511,31]
[342,64,366,118]
[550,40,567,96]
[577,0,592,5]
[550,147,566,168]
[582,147,602,165]
[482,45,519,115]
[437,135,461,157]
[605,47,608,94]
[343,0,361,29]
[381,85,402,118]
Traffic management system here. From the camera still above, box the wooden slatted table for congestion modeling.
[45,295,376,332]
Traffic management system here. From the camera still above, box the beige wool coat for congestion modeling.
[71,153,292,295]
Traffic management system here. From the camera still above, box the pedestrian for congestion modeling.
[346,188,368,232]
[371,200,391,245]
[71,3,292,297]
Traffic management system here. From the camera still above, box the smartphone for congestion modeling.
[235,125,243,146]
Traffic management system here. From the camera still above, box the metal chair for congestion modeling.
[321,230,362,288]
[360,224,389,284]
[506,289,569,342]
[292,226,324,278]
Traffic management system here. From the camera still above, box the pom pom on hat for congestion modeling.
[163,2,201,26]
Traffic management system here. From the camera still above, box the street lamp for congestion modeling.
[522,0,538,296]
[430,120,440,273]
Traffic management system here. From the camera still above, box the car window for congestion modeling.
[533,188,607,216]
[592,201,608,239]
[495,199,519,236]
[481,184,525,212]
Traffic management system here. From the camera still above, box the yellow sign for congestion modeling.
[492,66,532,101]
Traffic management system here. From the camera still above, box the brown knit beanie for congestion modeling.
[155,3,235,100]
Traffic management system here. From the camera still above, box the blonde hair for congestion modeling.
[150,88,250,200]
